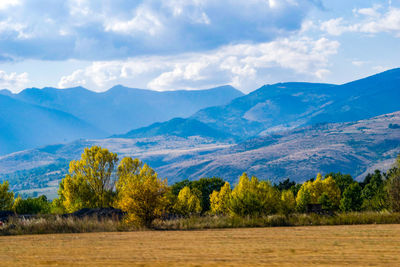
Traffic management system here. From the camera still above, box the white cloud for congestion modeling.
[356,6,381,17]
[0,70,29,92]
[0,0,320,61]
[320,6,400,37]
[352,60,367,67]
[320,18,358,36]
[0,0,20,10]
[58,37,339,92]
[0,19,31,39]
[104,6,164,36]
[358,7,400,36]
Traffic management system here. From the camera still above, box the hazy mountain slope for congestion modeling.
[114,118,235,140]
[7,85,244,134]
[0,94,103,155]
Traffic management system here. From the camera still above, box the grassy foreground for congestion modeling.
[0,224,399,266]
[2,212,400,235]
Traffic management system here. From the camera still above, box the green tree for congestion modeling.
[173,186,202,216]
[210,182,232,215]
[275,179,296,191]
[0,181,14,211]
[190,177,225,213]
[13,195,51,214]
[171,179,191,196]
[318,192,333,210]
[171,177,225,213]
[386,154,400,211]
[327,172,354,196]
[56,146,118,212]
[340,182,362,212]
[116,157,169,227]
[361,170,388,211]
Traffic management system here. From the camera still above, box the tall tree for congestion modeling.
[327,172,354,196]
[296,173,341,211]
[281,190,296,215]
[173,186,202,216]
[361,170,388,211]
[57,146,118,212]
[386,154,400,211]
[116,157,169,227]
[210,182,232,215]
[340,182,362,212]
[0,181,14,211]
[230,173,280,216]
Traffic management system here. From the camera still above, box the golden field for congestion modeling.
[1,224,399,266]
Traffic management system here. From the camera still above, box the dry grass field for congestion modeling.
[1,224,400,266]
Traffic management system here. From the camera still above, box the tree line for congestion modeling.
[0,146,400,227]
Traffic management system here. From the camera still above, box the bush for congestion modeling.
[13,195,51,215]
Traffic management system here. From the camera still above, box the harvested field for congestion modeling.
[1,224,400,266]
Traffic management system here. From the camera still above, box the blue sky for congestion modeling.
[0,0,399,93]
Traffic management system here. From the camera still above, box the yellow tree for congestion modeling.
[173,186,201,216]
[296,173,341,211]
[57,146,118,212]
[116,157,169,227]
[210,182,232,215]
[281,190,296,215]
[321,176,341,209]
[230,173,280,216]
[296,186,311,212]
[0,181,14,211]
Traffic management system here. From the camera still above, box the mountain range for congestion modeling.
[117,68,400,139]
[0,68,399,197]
[0,85,243,155]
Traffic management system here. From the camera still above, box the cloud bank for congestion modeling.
[0,0,321,61]
[58,37,339,92]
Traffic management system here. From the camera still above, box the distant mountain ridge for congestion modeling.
[117,68,400,140]
[0,85,243,155]
[2,85,243,134]
[113,118,235,140]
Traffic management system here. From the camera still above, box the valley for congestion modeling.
[1,69,400,198]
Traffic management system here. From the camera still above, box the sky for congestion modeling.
[0,0,399,93]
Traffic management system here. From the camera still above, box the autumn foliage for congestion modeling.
[1,146,399,229]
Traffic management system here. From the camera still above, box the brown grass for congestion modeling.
[1,224,400,266]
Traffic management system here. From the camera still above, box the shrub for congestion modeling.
[13,195,51,214]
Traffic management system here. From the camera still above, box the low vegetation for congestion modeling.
[0,146,400,234]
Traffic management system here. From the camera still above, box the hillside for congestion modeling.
[122,69,400,140]
[114,118,235,140]
[1,112,400,196]
[156,112,400,184]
